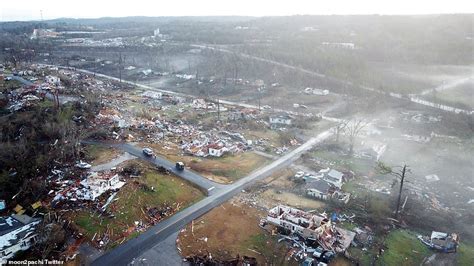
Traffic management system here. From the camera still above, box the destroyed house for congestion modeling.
[208,144,227,157]
[419,231,459,253]
[80,173,125,200]
[0,215,41,263]
[265,205,355,253]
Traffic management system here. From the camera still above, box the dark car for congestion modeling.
[176,161,185,171]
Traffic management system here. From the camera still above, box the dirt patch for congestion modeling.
[260,189,326,210]
[85,144,122,165]
[177,200,290,265]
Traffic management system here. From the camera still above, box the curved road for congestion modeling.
[91,130,333,266]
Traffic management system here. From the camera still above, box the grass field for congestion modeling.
[457,242,474,266]
[71,160,204,248]
[378,230,432,266]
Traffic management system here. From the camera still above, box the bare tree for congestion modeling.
[377,162,411,218]
[334,120,348,143]
[344,119,368,155]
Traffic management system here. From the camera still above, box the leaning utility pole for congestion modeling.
[377,162,410,218]
[217,98,220,121]
[395,165,407,216]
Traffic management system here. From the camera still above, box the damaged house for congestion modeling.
[269,113,292,128]
[264,205,355,253]
[418,231,459,253]
[80,173,125,200]
[305,179,351,204]
[0,214,41,263]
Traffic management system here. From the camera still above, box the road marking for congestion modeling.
[207,186,215,191]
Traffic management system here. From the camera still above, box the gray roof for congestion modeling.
[305,179,333,193]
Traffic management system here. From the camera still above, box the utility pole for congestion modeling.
[395,165,407,216]
[217,98,220,121]
[378,162,410,218]
[118,51,123,83]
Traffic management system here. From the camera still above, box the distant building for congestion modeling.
[0,214,41,263]
[154,28,160,36]
[322,42,355,49]
[141,91,162,100]
[269,113,292,127]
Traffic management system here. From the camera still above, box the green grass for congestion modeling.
[38,99,54,109]
[378,230,432,266]
[72,164,205,247]
[458,242,474,266]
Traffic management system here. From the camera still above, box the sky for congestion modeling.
[1,0,473,21]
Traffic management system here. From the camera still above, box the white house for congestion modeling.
[141,91,162,100]
[208,144,228,157]
[304,87,329,96]
[79,173,125,200]
[269,114,292,127]
[45,75,60,85]
[0,215,41,263]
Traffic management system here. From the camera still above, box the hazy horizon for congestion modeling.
[2,0,473,22]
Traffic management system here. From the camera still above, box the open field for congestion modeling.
[379,230,432,265]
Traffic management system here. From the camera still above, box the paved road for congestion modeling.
[117,143,221,195]
[91,152,137,172]
[91,129,333,266]
[82,141,221,195]
[191,45,472,115]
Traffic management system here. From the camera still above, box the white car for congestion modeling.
[142,148,154,156]
[294,171,305,178]
[76,161,92,169]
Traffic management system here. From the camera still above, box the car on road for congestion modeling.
[142,148,154,156]
[175,161,185,171]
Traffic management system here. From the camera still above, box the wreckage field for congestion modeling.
[69,160,204,249]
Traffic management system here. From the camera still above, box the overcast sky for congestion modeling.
[1,0,473,21]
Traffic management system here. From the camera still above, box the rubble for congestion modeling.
[418,231,459,253]
[263,205,355,253]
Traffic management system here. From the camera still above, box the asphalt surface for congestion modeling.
[81,141,221,195]
[117,143,221,195]
[91,130,333,266]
